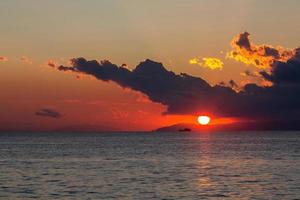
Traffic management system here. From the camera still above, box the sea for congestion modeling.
[0,131,299,200]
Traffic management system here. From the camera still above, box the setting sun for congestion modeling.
[197,116,211,125]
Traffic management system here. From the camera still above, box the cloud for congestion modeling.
[49,57,300,123]
[226,32,295,69]
[35,108,62,119]
[47,60,57,68]
[0,56,8,62]
[260,48,300,85]
[20,56,33,64]
[240,70,260,77]
[229,79,238,88]
[189,57,223,70]
[189,58,200,65]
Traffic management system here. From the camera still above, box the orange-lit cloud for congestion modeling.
[227,32,295,69]
[47,60,58,68]
[240,70,260,77]
[20,56,33,64]
[0,56,8,62]
[189,57,224,70]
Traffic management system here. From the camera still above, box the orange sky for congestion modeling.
[1,0,300,131]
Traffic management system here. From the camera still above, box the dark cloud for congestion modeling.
[229,80,238,88]
[50,57,300,122]
[47,60,57,68]
[235,32,251,51]
[260,48,300,84]
[242,70,259,78]
[35,108,62,119]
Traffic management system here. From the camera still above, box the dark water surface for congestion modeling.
[0,131,299,199]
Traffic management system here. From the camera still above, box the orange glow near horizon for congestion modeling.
[157,114,239,127]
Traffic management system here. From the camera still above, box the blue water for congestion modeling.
[0,131,299,199]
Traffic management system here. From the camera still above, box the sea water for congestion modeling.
[0,131,299,199]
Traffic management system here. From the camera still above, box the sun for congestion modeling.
[197,116,211,125]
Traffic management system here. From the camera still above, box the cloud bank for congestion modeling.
[50,52,300,122]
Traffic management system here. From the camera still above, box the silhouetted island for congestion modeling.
[179,128,191,132]
[156,120,300,132]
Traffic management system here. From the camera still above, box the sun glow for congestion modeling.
[197,116,211,125]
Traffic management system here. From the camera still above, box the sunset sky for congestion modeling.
[1,0,300,131]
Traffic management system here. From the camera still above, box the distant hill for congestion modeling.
[156,121,300,132]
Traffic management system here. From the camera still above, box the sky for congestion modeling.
[1,0,300,131]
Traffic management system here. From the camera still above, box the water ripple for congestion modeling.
[0,131,299,199]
